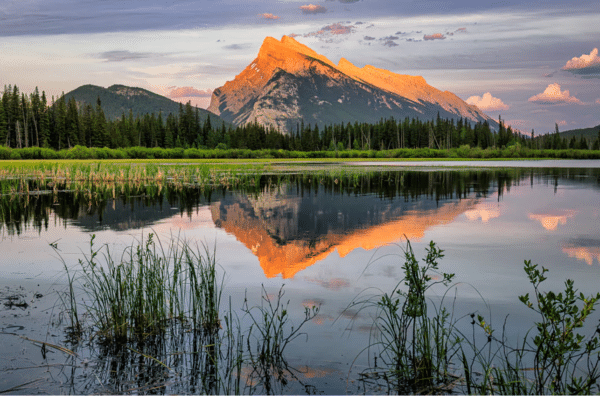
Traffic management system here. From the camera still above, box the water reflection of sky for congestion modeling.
[1,168,600,392]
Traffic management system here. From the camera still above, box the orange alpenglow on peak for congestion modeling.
[257,35,337,69]
[207,35,496,134]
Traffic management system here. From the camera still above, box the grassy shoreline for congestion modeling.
[1,144,599,163]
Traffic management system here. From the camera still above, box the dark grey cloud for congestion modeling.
[1,0,598,37]
[567,65,600,77]
[363,35,375,40]
[98,50,152,62]
[565,238,600,248]
[382,40,399,47]
[380,35,399,41]
[303,23,355,40]
[223,43,253,50]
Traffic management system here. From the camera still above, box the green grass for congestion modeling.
[1,144,599,163]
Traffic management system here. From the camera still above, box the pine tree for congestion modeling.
[39,92,50,147]
[10,85,21,148]
[65,97,80,147]
[54,95,68,150]
[579,135,588,150]
[80,103,94,147]
[94,97,108,147]
[30,87,41,146]
[0,99,6,145]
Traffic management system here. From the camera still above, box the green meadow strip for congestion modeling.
[1,144,599,161]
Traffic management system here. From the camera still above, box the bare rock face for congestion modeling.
[208,36,494,133]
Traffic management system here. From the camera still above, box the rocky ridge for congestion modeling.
[208,36,495,133]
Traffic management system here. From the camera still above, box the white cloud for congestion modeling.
[466,92,509,111]
[528,83,583,105]
[562,48,600,75]
[555,120,567,126]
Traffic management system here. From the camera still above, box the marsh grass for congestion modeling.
[59,233,224,344]
[56,234,318,394]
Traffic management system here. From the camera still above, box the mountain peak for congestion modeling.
[256,36,336,69]
[208,36,496,133]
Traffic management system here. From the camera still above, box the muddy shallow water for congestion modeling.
[1,162,600,394]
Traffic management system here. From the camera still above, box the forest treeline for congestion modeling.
[1,84,599,158]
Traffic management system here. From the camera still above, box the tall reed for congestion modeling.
[346,240,460,394]
[58,234,319,394]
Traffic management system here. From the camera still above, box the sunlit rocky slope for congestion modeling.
[208,36,495,133]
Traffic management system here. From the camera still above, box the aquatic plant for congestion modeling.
[462,260,600,395]
[55,234,318,394]
[346,240,460,394]
[242,285,319,393]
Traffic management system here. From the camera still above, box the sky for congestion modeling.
[1,0,599,134]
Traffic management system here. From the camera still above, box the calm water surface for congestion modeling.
[1,162,600,394]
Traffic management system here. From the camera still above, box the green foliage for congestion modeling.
[348,241,459,394]
[464,261,600,395]
[518,261,600,394]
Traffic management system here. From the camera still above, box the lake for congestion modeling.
[1,161,600,394]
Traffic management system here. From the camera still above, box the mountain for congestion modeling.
[208,36,497,134]
[64,84,224,124]
[558,124,600,141]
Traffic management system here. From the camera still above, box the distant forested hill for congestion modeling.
[64,84,223,124]
[559,124,600,141]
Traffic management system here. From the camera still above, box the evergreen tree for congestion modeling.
[80,103,94,147]
[65,97,80,147]
[93,97,108,147]
[156,112,165,148]
[579,135,589,150]
[39,92,50,147]
[10,85,21,148]
[54,95,67,150]
[30,87,41,147]
[0,99,6,145]
[202,114,212,147]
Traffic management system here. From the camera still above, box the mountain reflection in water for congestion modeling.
[2,168,599,275]
[210,185,477,278]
